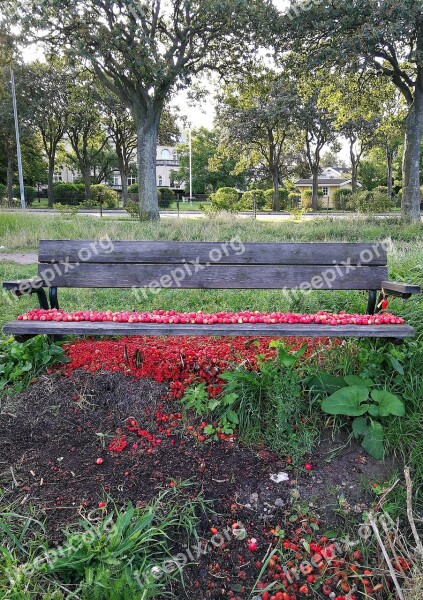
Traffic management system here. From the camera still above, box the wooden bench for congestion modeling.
[2,240,420,340]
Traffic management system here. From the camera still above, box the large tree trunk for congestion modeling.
[349,139,358,194]
[6,148,13,206]
[136,112,161,220]
[47,155,55,208]
[402,73,423,222]
[386,146,394,197]
[311,167,319,211]
[83,165,91,202]
[272,166,280,211]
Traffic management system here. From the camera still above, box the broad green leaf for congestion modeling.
[309,373,346,394]
[344,375,374,387]
[208,400,219,411]
[367,404,380,417]
[352,417,369,438]
[321,386,369,416]
[362,422,385,460]
[226,409,239,424]
[371,390,405,417]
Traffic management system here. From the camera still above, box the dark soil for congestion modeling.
[0,370,396,598]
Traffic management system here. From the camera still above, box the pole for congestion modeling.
[10,69,25,210]
[189,127,193,201]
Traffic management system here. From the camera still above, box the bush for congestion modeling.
[128,183,139,194]
[237,189,266,211]
[287,192,301,209]
[158,187,175,208]
[301,189,322,210]
[52,182,84,205]
[333,188,353,211]
[263,188,289,211]
[89,184,119,208]
[125,200,140,218]
[12,185,37,206]
[350,190,396,213]
[210,187,239,211]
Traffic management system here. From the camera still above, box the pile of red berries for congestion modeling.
[18,308,405,326]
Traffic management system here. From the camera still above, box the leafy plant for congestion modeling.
[0,336,67,395]
[313,373,405,459]
[124,199,140,218]
[184,342,318,461]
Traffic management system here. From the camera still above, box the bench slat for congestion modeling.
[3,321,415,338]
[37,263,388,290]
[38,240,388,266]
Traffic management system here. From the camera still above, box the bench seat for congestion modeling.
[3,320,416,339]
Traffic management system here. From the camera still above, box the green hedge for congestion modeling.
[52,182,85,204]
[210,187,239,211]
[237,189,266,211]
[333,188,353,211]
[263,188,289,211]
[349,190,396,213]
[12,186,37,205]
[301,189,323,210]
[89,184,119,208]
[158,187,175,208]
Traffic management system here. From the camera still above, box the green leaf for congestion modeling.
[203,425,215,435]
[321,386,370,416]
[208,400,219,411]
[362,422,385,460]
[323,530,337,539]
[344,375,374,387]
[367,404,380,417]
[371,390,405,417]
[309,373,347,394]
[352,416,369,438]
[226,409,239,425]
[387,356,404,376]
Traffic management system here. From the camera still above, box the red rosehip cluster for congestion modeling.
[18,308,405,326]
[107,435,127,452]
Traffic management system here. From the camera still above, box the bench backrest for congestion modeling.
[37,240,388,291]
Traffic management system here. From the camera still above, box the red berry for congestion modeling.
[95,458,104,465]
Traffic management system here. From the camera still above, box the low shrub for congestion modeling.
[237,189,266,211]
[301,189,322,210]
[287,192,301,209]
[350,190,396,213]
[263,188,289,211]
[124,200,140,218]
[52,182,85,205]
[12,185,37,206]
[158,187,175,208]
[333,188,353,210]
[127,182,139,194]
[210,187,239,212]
[89,184,119,208]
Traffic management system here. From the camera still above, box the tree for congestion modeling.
[13,0,275,219]
[321,147,347,169]
[173,127,245,194]
[65,72,109,201]
[296,79,336,210]
[278,0,423,221]
[215,71,299,210]
[21,59,70,206]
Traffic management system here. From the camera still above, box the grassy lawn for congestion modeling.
[1,212,422,599]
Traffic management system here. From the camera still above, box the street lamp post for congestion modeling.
[189,127,193,202]
[10,69,25,210]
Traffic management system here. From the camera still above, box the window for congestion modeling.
[127,175,138,186]
[321,186,329,197]
[53,172,62,183]
[161,149,170,159]
[172,150,178,160]
[158,176,163,186]
[113,174,121,187]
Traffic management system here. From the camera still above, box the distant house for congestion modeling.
[294,166,361,208]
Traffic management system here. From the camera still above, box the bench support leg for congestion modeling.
[49,287,59,310]
[366,290,377,315]
[36,288,49,310]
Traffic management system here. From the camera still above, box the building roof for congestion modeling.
[295,178,349,186]
[322,166,350,173]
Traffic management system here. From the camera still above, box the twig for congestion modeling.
[368,512,405,600]
[404,466,423,557]
[373,478,400,513]
[379,515,408,581]
[9,466,19,487]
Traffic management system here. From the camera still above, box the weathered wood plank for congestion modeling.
[381,280,421,295]
[3,321,415,338]
[38,240,388,266]
[37,263,388,290]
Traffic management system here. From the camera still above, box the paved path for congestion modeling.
[0,252,38,264]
